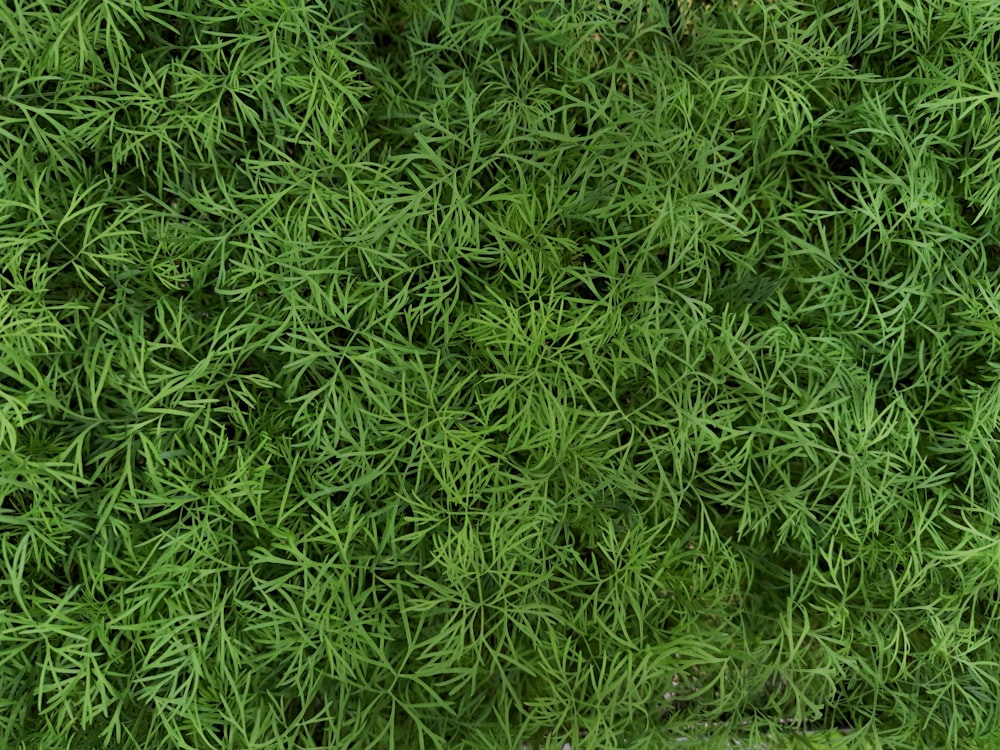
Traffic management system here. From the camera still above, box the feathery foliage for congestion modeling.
[2,0,1000,748]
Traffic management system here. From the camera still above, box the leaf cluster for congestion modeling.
[2,0,1000,748]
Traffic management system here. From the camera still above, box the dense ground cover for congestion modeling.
[2,0,1000,747]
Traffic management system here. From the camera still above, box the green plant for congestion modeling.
[2,0,999,748]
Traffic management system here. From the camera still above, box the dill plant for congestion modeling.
[1,0,1000,748]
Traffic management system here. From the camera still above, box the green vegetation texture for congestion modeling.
[2,0,1000,748]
